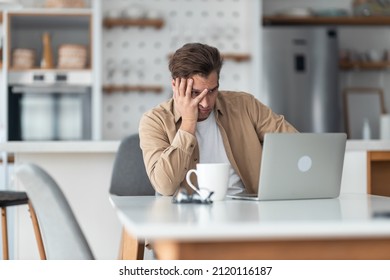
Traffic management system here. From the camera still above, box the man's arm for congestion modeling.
[139,114,196,195]
[139,78,208,195]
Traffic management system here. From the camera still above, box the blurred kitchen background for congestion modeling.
[1,0,390,141]
[264,0,390,140]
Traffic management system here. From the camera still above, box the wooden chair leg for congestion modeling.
[1,207,9,260]
[119,228,145,260]
[27,201,46,260]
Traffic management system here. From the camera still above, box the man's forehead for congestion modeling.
[191,84,219,93]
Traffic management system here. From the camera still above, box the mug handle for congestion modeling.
[185,169,199,193]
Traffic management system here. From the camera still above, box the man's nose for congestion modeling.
[199,95,210,108]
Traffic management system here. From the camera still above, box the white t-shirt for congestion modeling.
[196,111,244,194]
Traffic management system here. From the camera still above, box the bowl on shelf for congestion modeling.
[12,48,36,69]
[57,44,88,69]
[44,0,86,8]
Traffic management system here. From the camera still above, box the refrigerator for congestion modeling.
[262,27,342,133]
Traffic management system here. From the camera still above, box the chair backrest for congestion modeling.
[110,133,155,196]
[15,163,94,260]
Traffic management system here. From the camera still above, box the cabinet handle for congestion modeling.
[56,74,67,82]
[33,74,45,81]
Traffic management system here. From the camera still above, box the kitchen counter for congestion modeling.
[2,139,390,153]
[0,141,119,153]
[346,140,390,151]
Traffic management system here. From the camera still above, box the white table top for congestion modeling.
[109,193,390,242]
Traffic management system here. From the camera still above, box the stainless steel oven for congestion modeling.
[8,71,92,141]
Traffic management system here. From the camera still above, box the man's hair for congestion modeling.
[168,43,223,79]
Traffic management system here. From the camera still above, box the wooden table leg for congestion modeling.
[119,228,145,260]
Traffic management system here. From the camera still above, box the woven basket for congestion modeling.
[45,0,85,8]
[57,44,88,69]
[12,48,36,69]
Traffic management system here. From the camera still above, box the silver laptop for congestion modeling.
[227,133,347,201]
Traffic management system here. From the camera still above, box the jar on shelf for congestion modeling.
[41,32,54,69]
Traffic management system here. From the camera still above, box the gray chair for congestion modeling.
[110,133,155,196]
[110,133,155,259]
[15,163,94,260]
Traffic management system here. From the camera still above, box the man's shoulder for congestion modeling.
[219,90,255,98]
[143,98,174,118]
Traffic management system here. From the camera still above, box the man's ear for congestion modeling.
[171,79,176,91]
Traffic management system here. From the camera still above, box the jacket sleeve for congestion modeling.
[139,112,197,196]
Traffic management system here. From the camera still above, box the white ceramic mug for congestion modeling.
[186,163,230,201]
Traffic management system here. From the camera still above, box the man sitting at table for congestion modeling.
[139,42,297,196]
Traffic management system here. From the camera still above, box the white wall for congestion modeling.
[101,0,261,139]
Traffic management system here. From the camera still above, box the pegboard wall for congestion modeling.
[102,0,258,140]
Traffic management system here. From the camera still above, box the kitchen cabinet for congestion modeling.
[1,6,101,141]
[367,151,390,196]
[7,12,92,70]
[343,141,390,197]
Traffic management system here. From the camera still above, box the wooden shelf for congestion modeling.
[339,61,390,70]
[9,68,92,72]
[263,15,390,26]
[222,53,251,62]
[103,18,164,29]
[167,53,251,62]
[103,85,163,94]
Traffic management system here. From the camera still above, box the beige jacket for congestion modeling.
[139,91,297,196]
